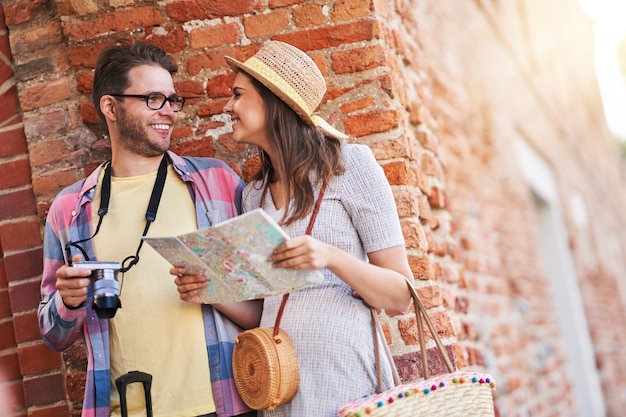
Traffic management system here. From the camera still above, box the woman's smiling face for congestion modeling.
[223,72,269,150]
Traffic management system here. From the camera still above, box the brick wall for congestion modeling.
[1,0,626,416]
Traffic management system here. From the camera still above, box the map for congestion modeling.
[142,208,324,303]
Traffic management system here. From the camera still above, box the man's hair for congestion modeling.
[92,41,178,124]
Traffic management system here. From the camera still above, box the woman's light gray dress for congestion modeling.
[242,144,405,417]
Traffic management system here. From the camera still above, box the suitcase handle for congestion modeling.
[115,371,153,417]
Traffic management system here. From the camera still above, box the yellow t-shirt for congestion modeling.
[92,164,216,417]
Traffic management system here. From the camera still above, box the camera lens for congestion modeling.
[92,268,122,318]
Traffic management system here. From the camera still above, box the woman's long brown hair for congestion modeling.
[246,73,345,226]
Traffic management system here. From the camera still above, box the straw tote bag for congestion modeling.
[232,184,326,411]
[338,279,497,417]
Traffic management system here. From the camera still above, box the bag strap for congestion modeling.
[371,277,455,392]
[372,306,401,392]
[272,182,327,338]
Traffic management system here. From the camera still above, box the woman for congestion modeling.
[223,40,414,417]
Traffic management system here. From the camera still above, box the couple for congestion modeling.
[38,40,413,417]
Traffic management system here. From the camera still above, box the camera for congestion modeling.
[74,261,122,319]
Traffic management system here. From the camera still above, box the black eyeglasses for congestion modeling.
[109,92,185,112]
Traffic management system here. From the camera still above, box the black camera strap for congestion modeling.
[66,155,168,273]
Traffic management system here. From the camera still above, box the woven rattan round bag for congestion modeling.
[233,183,326,411]
[232,301,299,410]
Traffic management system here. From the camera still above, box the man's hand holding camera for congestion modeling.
[56,255,92,309]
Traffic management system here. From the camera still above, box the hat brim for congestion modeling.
[225,55,348,140]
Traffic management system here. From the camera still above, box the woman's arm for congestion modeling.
[269,238,413,312]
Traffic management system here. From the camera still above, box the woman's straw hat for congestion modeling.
[224,40,348,140]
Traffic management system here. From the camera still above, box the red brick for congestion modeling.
[0,257,6,288]
[61,0,97,16]
[197,98,229,118]
[0,4,6,32]
[216,133,247,155]
[80,101,99,125]
[76,73,94,94]
[437,263,459,284]
[171,137,215,158]
[0,290,10,318]
[64,369,86,402]
[63,343,88,371]
[343,109,399,137]
[0,219,41,252]
[0,85,19,125]
[0,158,32,189]
[18,343,62,374]
[67,42,110,70]
[273,20,380,51]
[32,169,81,198]
[369,139,410,161]
[408,254,432,281]
[174,80,205,105]
[29,405,71,417]
[380,160,407,186]
[330,0,373,21]
[190,22,239,49]
[393,350,421,381]
[207,73,235,99]
[5,248,43,283]
[415,127,439,155]
[172,125,193,141]
[61,7,164,42]
[23,109,72,140]
[22,372,66,407]
[242,156,261,183]
[293,4,324,27]
[0,189,37,220]
[0,57,13,84]
[8,278,42,314]
[340,96,375,114]
[398,309,454,345]
[3,0,47,26]
[393,188,419,218]
[455,296,470,314]
[143,25,188,53]
[427,185,445,209]
[0,352,21,380]
[28,139,75,167]
[13,311,41,344]
[7,21,63,55]
[416,194,433,226]
[165,0,261,22]
[14,54,66,84]
[187,44,257,76]
[401,221,428,251]
[420,152,444,180]
[0,321,16,350]
[331,45,388,74]
[243,9,289,38]
[18,78,72,112]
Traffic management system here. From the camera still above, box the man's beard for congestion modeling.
[117,105,170,157]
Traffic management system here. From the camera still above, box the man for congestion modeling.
[38,41,260,417]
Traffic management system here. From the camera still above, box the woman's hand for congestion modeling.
[268,235,334,270]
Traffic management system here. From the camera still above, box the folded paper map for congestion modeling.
[142,208,324,303]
